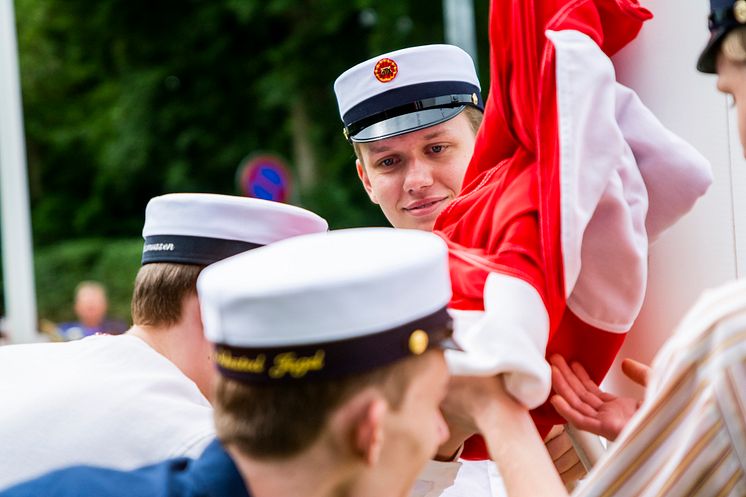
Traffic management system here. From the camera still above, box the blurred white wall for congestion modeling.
[604,0,745,397]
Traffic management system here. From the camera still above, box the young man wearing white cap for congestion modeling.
[335,43,587,491]
[335,44,484,232]
[1,228,463,497]
[0,193,327,489]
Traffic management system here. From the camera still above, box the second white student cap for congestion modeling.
[198,227,458,383]
[141,193,328,266]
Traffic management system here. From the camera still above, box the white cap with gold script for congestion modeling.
[197,227,458,383]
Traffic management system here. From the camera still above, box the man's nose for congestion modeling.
[403,158,434,193]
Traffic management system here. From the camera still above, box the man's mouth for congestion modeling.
[403,197,448,214]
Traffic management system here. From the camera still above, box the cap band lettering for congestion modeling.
[214,306,456,383]
[142,235,262,266]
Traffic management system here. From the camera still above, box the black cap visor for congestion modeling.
[351,106,466,143]
[342,80,483,143]
[698,1,746,74]
[698,28,728,74]
[436,334,463,352]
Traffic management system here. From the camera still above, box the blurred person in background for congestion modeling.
[56,281,128,340]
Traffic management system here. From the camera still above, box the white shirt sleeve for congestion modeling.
[446,272,551,409]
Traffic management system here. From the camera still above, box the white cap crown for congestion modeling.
[198,228,455,382]
[141,193,328,266]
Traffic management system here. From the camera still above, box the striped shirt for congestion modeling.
[575,279,746,497]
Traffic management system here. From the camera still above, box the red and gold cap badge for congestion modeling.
[374,58,398,83]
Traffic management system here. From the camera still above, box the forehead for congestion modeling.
[400,353,448,406]
[409,351,448,387]
[77,286,105,299]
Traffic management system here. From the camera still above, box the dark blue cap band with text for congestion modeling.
[214,306,457,384]
[141,234,262,266]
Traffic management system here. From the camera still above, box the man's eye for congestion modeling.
[379,158,396,167]
[431,145,445,153]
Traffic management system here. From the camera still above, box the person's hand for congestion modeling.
[436,375,517,459]
[441,375,518,430]
[436,376,498,458]
[548,355,639,441]
[543,425,586,489]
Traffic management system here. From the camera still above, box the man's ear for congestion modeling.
[353,397,387,466]
[356,159,378,204]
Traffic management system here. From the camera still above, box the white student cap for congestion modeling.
[198,228,458,383]
[334,44,483,143]
[140,193,328,266]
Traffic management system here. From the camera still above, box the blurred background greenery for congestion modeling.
[6,0,489,324]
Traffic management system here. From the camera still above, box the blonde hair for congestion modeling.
[721,27,746,64]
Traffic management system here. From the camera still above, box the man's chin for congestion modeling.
[400,220,436,232]
[388,215,436,232]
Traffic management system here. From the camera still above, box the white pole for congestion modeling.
[443,0,478,67]
[0,0,38,344]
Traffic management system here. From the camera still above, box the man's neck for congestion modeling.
[126,320,214,402]
[227,444,358,497]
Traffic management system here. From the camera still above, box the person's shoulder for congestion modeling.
[0,339,71,371]
[699,278,746,303]
[653,279,746,381]
[55,322,87,340]
[56,321,80,331]
[101,318,129,335]
[0,466,144,497]
[0,457,196,497]
[679,279,746,332]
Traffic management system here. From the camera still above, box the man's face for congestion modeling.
[74,287,108,327]
[376,351,450,497]
[355,112,476,231]
[717,52,746,157]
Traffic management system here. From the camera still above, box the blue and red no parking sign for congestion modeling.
[237,154,292,203]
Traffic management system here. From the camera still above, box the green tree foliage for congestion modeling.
[12,0,489,320]
[34,238,141,323]
[15,0,492,244]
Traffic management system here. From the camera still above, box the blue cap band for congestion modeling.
[214,307,458,383]
[141,235,262,266]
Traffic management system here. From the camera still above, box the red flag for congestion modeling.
[435,0,711,458]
